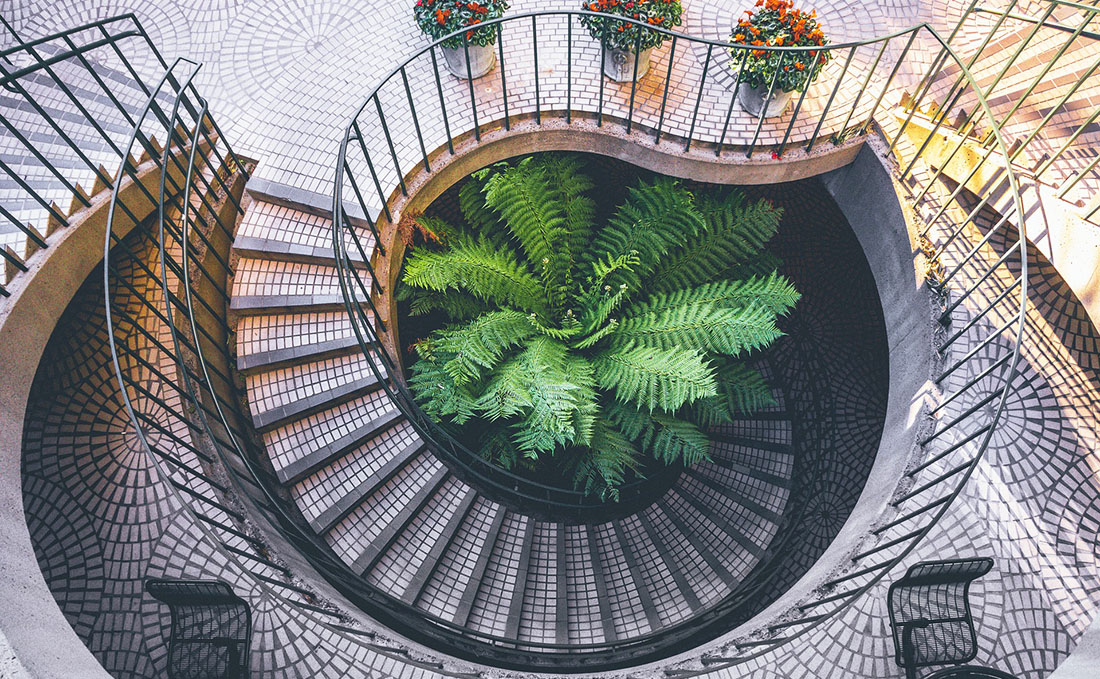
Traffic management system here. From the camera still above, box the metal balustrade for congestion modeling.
[14,1,1100,675]
[328,8,1039,674]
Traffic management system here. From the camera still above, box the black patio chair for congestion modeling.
[146,578,252,679]
[887,558,1017,679]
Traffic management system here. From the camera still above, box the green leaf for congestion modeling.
[716,360,777,414]
[566,416,642,501]
[593,344,717,412]
[402,236,547,315]
[604,401,710,466]
[648,191,783,292]
[632,273,801,318]
[484,158,574,309]
[610,300,783,357]
[585,177,705,293]
[430,310,537,385]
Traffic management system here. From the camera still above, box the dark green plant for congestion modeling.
[398,155,798,499]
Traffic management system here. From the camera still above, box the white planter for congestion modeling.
[737,83,794,118]
[603,46,652,82]
[441,43,496,79]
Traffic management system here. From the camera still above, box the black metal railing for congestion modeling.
[328,8,1041,674]
[17,1,1100,675]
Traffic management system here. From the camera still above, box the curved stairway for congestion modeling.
[229,197,796,647]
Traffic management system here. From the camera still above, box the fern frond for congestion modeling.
[430,310,537,385]
[586,177,704,293]
[609,301,783,357]
[687,395,735,428]
[593,344,717,412]
[401,236,547,315]
[648,192,783,291]
[480,422,522,470]
[631,273,800,318]
[459,167,511,247]
[404,287,487,320]
[407,355,478,424]
[604,401,710,466]
[648,413,711,466]
[567,416,641,501]
[484,158,574,309]
[541,154,597,278]
[716,360,777,414]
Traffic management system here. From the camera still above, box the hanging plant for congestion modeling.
[729,0,830,93]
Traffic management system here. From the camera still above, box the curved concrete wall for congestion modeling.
[0,154,197,679]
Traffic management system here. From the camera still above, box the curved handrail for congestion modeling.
[329,10,1030,673]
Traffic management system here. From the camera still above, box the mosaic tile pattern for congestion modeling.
[20,230,437,679]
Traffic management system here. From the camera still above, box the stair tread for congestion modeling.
[310,438,426,534]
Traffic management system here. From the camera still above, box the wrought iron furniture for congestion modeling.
[887,558,998,679]
[146,579,252,679]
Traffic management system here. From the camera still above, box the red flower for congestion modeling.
[771,151,780,159]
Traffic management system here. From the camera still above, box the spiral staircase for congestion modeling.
[4,3,1100,679]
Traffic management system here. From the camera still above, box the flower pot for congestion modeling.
[441,43,496,79]
[737,83,794,118]
[603,46,652,82]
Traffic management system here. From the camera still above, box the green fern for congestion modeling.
[608,301,782,356]
[402,236,548,315]
[584,177,705,293]
[633,273,801,318]
[649,192,783,292]
[403,155,798,499]
[593,344,717,412]
[428,310,537,385]
[484,158,575,310]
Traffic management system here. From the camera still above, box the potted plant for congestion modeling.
[414,0,509,79]
[729,0,829,118]
[579,0,683,82]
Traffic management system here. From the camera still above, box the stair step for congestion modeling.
[711,433,793,456]
[401,489,479,602]
[310,440,425,533]
[706,455,792,489]
[276,409,404,484]
[684,467,785,525]
[245,351,386,432]
[233,198,374,265]
[669,487,766,561]
[353,466,451,574]
[237,334,362,373]
[230,293,361,315]
[233,235,367,266]
[230,258,368,316]
[249,374,383,431]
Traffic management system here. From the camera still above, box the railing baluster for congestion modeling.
[655,36,677,143]
[805,46,855,153]
[429,46,455,154]
[533,15,541,125]
[685,44,712,152]
[497,23,510,130]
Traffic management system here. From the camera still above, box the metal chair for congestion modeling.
[146,579,252,679]
[887,558,1005,679]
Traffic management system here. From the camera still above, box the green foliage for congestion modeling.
[649,191,783,291]
[585,177,705,293]
[402,154,797,498]
[402,236,547,315]
[593,344,717,412]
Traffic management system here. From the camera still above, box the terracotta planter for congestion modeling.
[603,46,652,82]
[441,43,496,79]
[737,83,794,118]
